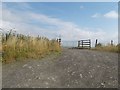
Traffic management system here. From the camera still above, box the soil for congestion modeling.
[2,48,118,88]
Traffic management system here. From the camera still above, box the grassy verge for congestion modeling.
[92,45,119,53]
[1,30,61,63]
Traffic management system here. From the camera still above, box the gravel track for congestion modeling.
[2,48,118,88]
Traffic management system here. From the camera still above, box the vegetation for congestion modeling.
[1,30,61,63]
[93,43,119,53]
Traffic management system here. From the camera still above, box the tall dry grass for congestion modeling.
[93,44,119,53]
[2,30,61,63]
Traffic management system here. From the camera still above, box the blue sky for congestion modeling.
[1,2,118,46]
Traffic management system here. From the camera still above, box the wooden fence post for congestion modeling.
[78,41,80,47]
[95,39,98,47]
[58,38,61,46]
[111,40,113,46]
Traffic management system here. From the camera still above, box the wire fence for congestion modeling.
[61,41,78,47]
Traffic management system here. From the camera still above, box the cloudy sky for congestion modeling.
[1,2,118,46]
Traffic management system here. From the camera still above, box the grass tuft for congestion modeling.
[2,30,61,63]
[92,44,119,53]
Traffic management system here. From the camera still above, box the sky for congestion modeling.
[1,2,118,47]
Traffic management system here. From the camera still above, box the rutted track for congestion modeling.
[2,48,118,88]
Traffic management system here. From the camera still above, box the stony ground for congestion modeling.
[2,48,118,88]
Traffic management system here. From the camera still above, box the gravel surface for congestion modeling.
[2,48,118,88]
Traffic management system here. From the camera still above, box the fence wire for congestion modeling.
[61,41,78,47]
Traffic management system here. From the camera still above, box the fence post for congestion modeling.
[89,39,91,49]
[78,41,80,47]
[58,38,61,46]
[111,40,113,46]
[95,39,98,47]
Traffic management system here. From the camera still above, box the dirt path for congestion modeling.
[2,48,118,88]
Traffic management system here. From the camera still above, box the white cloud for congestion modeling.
[1,3,118,47]
[28,12,107,42]
[104,11,118,19]
[92,11,118,19]
[92,13,101,18]
[29,13,77,29]
[2,9,24,23]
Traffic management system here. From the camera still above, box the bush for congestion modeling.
[96,43,102,47]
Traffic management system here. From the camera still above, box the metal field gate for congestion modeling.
[78,39,91,49]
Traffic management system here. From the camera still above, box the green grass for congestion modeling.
[2,30,61,63]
